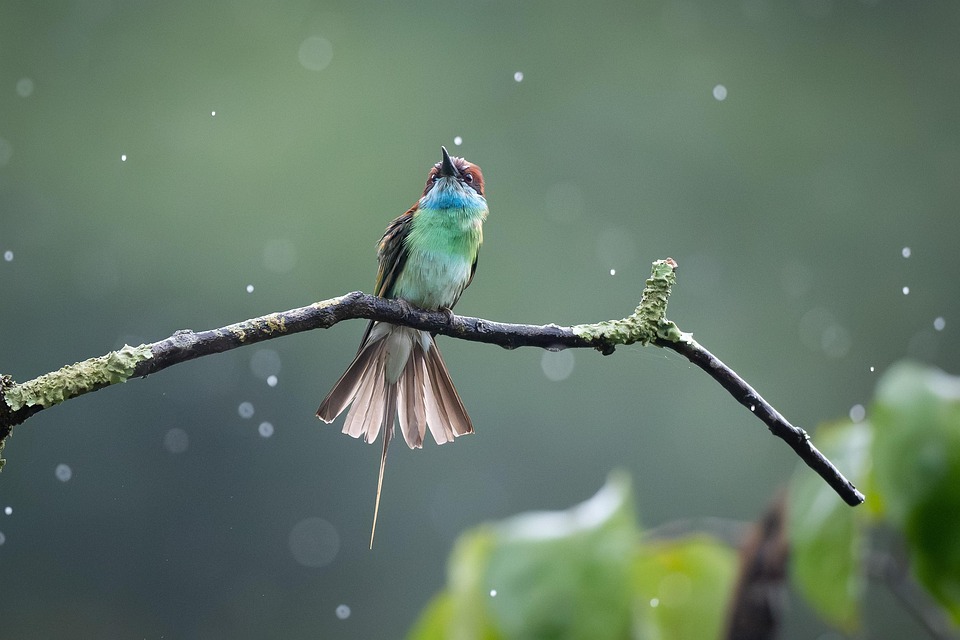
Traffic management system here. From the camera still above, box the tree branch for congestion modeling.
[0,259,865,507]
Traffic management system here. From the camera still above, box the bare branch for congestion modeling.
[0,259,865,507]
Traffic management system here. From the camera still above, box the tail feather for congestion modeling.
[316,324,474,548]
[370,383,397,549]
[316,342,380,423]
[424,337,474,441]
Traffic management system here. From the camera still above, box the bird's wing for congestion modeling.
[355,206,416,349]
[375,206,415,299]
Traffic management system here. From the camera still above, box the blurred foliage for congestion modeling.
[789,361,960,632]
[408,472,738,640]
[416,363,960,639]
[872,363,960,625]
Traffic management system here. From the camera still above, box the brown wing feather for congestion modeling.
[375,207,416,299]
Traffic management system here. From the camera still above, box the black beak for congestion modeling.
[440,146,458,178]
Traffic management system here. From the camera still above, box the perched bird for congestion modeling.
[317,147,488,547]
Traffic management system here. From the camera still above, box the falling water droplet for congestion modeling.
[513,71,524,82]
[712,84,727,101]
[901,247,911,258]
[3,250,12,262]
[267,375,278,387]
[453,136,463,146]
[335,604,351,620]
[902,286,910,295]
[246,284,255,293]
[933,317,945,331]
[258,421,274,437]
[55,463,73,482]
[121,154,127,162]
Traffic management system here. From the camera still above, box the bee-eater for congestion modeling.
[317,146,488,547]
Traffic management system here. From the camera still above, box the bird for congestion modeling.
[317,146,488,548]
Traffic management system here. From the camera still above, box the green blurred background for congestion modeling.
[1,0,958,637]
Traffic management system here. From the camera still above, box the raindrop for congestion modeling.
[650,598,660,607]
[453,136,463,146]
[934,317,945,331]
[902,286,910,295]
[3,251,12,262]
[513,71,524,82]
[211,110,217,116]
[250,348,282,380]
[267,375,278,387]
[55,463,72,482]
[849,404,866,423]
[163,427,189,454]
[246,284,255,293]
[609,269,616,276]
[258,421,274,438]
[16,78,33,97]
[121,154,127,162]
[0,531,5,545]
[298,36,333,72]
[901,246,911,258]
[4,506,11,515]
[263,238,297,273]
[869,366,875,372]
[712,84,727,101]
[238,402,255,419]
[541,349,575,382]
[335,604,351,620]
[489,589,497,597]
[288,517,340,567]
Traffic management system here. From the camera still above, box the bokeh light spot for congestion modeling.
[163,427,189,454]
[335,604,351,619]
[258,421,274,438]
[849,404,866,423]
[55,463,72,482]
[298,36,333,71]
[712,84,727,101]
[262,238,297,273]
[541,349,575,382]
[16,78,33,97]
[288,517,340,567]
[238,402,255,419]
[250,348,282,380]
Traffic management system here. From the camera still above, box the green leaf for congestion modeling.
[788,420,870,633]
[408,471,639,639]
[871,362,960,625]
[632,535,739,640]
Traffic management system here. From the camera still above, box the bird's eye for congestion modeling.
[464,173,473,183]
